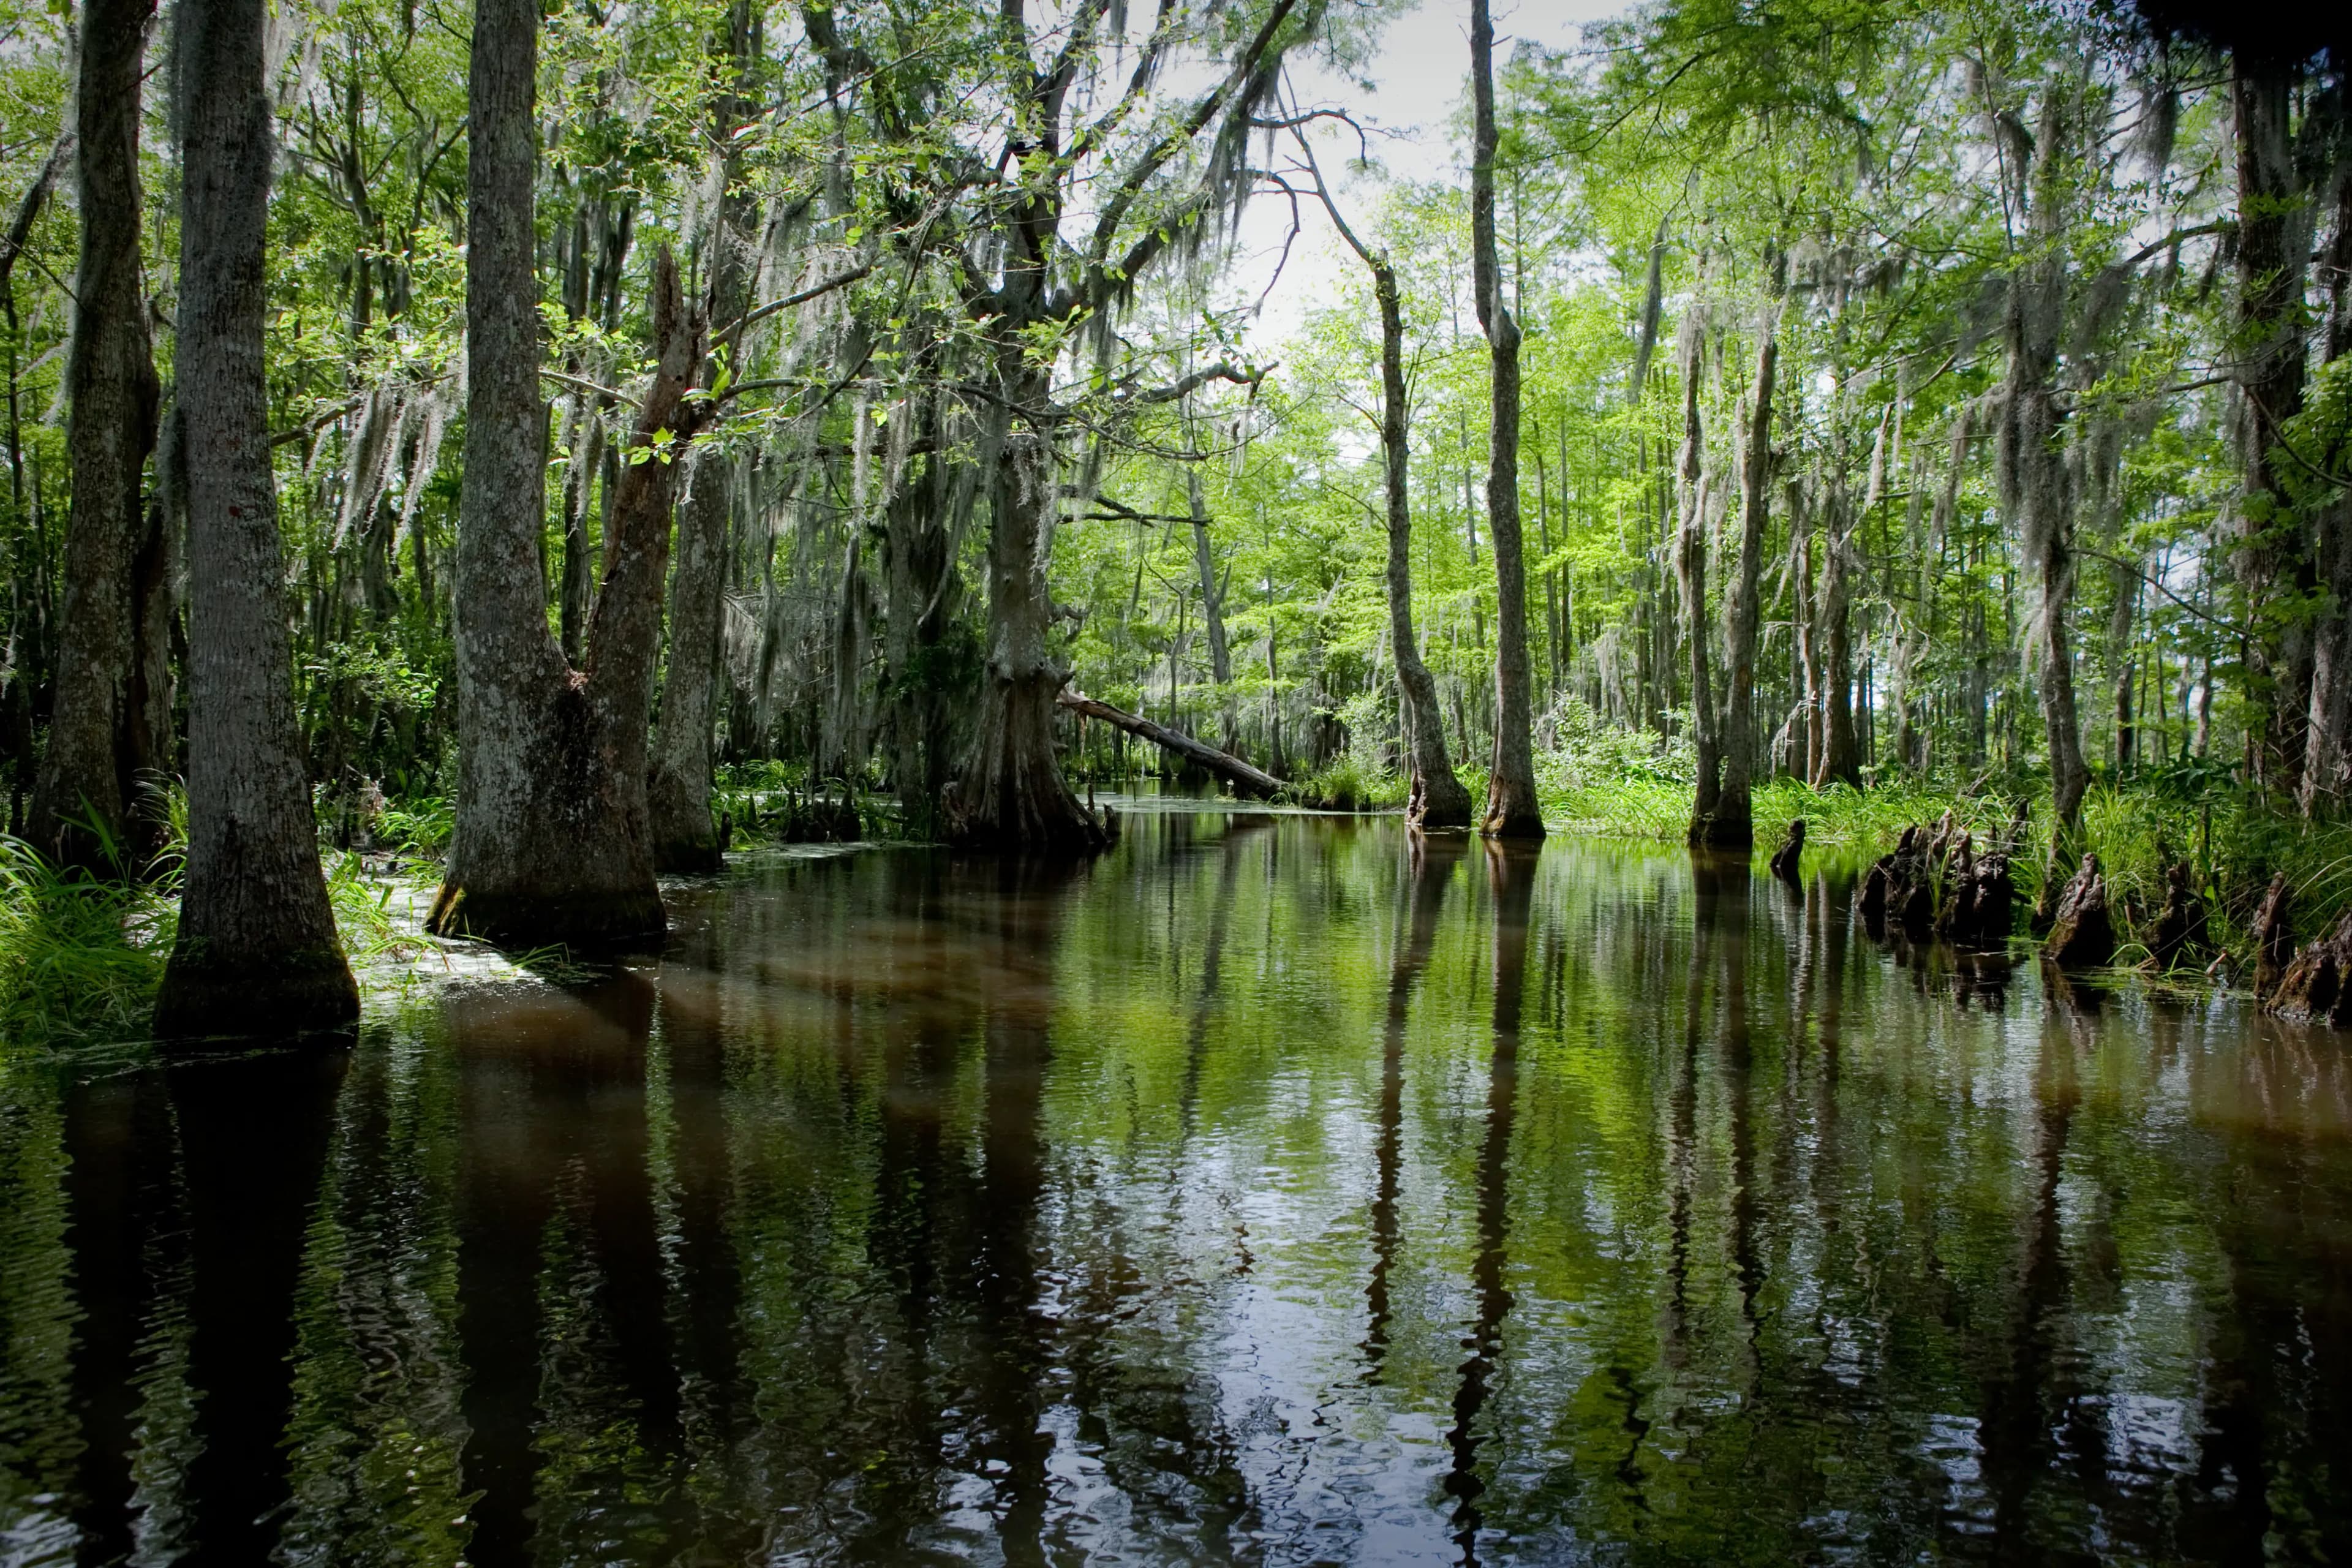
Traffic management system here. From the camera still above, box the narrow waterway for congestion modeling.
[2,804,2348,1564]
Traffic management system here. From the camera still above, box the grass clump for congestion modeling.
[1,815,447,1052]
[1287,756,1405,811]
[0,837,176,1048]
[1532,700,1692,838]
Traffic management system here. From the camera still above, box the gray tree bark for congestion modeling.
[2231,55,2317,798]
[1813,485,1861,789]
[649,4,760,873]
[2301,168,2352,815]
[1673,312,1718,839]
[1471,0,1542,839]
[1700,303,1777,846]
[154,0,358,1038]
[27,0,170,873]
[1375,260,1473,830]
[2005,94,2091,865]
[2309,506,2352,813]
[1185,459,1237,750]
[429,0,704,944]
[881,446,961,831]
[949,383,1106,852]
[1295,130,1469,829]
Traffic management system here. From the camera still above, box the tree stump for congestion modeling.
[1768,818,1805,882]
[2266,911,2352,1026]
[2043,853,2116,969]
[1856,857,1892,924]
[1937,833,2017,948]
[2252,873,2294,1000]
[2144,861,2209,971]
[1855,824,1937,939]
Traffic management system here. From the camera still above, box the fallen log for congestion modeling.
[1057,688,1283,801]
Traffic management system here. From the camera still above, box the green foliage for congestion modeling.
[372,795,454,856]
[1,810,451,1050]
[0,838,175,1049]
[1287,756,1404,812]
[1536,760,2352,977]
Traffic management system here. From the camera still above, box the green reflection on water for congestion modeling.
[2,809,2350,1565]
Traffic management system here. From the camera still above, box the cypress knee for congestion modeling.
[2266,913,2352,1027]
[1768,818,1804,883]
[2042,853,2116,970]
[2252,872,2294,999]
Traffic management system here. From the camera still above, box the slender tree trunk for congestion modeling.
[2305,500,2352,813]
[2231,55,2316,798]
[4,132,75,826]
[2109,566,2138,770]
[1675,313,1719,839]
[556,392,599,663]
[1814,486,1861,788]
[882,451,958,829]
[649,6,760,873]
[1795,502,1823,781]
[1704,304,1777,846]
[1369,258,1471,829]
[1186,461,1237,750]
[1532,443,1562,699]
[949,364,1105,851]
[154,0,357,1038]
[2004,94,2091,867]
[27,0,169,872]
[1470,0,1542,839]
[649,442,733,871]
[429,0,704,944]
[2302,180,2352,814]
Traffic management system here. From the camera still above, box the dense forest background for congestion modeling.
[2,0,2350,1032]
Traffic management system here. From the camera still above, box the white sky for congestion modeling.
[1226,0,1637,349]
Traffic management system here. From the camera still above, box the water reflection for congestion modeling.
[3,809,2351,1564]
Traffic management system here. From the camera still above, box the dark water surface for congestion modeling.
[5,807,2351,1566]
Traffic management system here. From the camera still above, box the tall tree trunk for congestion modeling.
[2109,565,2138,770]
[2301,172,2352,814]
[1302,135,1471,827]
[1794,495,1822,780]
[26,0,168,873]
[648,442,733,871]
[948,368,1105,851]
[154,0,357,1038]
[883,450,959,830]
[1675,312,1719,839]
[2231,54,2316,799]
[1814,485,1861,788]
[649,6,760,873]
[1185,462,1236,751]
[2308,504,2352,814]
[429,0,704,944]
[1703,303,1777,846]
[556,391,599,663]
[1372,257,1472,829]
[3,130,75,829]
[2005,94,2092,867]
[1470,0,1542,839]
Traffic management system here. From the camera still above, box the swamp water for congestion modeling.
[2,804,2350,1566]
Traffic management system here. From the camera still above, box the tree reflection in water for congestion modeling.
[3,810,2351,1564]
